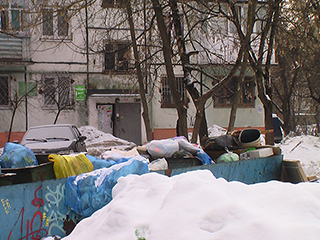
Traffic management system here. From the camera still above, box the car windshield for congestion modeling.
[24,126,75,142]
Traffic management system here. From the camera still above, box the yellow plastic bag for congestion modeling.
[48,153,94,179]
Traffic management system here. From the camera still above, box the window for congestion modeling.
[104,42,131,72]
[0,5,24,32]
[0,75,10,107]
[213,76,255,108]
[42,75,73,108]
[42,8,69,39]
[161,76,188,108]
[102,0,125,8]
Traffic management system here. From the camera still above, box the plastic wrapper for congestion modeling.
[0,142,38,168]
[65,155,149,217]
[216,152,239,163]
[48,153,94,179]
[86,154,116,170]
[173,136,200,155]
[146,139,179,159]
[149,158,168,171]
[196,150,213,165]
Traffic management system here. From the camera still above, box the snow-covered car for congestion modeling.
[20,124,87,155]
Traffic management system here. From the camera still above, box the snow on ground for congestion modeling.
[59,128,320,240]
[278,133,320,178]
[79,126,136,157]
[63,170,320,240]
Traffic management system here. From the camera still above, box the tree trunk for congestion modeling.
[169,0,208,142]
[151,0,188,138]
[228,53,249,133]
[126,1,153,142]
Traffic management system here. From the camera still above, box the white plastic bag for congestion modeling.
[174,137,200,155]
[148,158,168,171]
[146,139,179,159]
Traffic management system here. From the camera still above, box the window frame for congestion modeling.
[161,76,188,108]
[0,5,24,32]
[41,7,71,40]
[104,41,131,73]
[42,74,74,109]
[213,76,255,108]
[0,75,11,109]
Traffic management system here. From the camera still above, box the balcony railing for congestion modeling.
[0,33,31,65]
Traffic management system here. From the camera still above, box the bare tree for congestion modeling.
[151,0,189,138]
[7,83,38,142]
[126,0,153,141]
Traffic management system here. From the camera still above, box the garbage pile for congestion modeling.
[202,128,281,163]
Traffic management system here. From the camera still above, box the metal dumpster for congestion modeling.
[1,162,55,185]
[155,154,283,184]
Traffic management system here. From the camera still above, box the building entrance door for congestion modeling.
[97,104,113,134]
[114,102,141,145]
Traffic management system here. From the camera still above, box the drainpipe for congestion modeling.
[85,0,89,90]
[24,66,28,130]
[84,0,90,126]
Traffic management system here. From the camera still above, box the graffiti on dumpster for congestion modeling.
[7,186,48,240]
[44,183,78,235]
[32,186,44,208]
[4,180,79,239]
[1,198,11,215]
[7,208,48,240]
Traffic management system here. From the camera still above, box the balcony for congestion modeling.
[0,33,32,66]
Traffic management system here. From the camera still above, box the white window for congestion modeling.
[42,8,70,39]
[0,75,10,108]
[42,75,73,108]
[0,5,24,32]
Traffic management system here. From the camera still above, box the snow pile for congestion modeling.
[63,170,320,240]
[279,134,320,178]
[79,126,136,157]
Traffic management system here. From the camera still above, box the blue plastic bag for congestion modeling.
[0,142,38,168]
[86,154,116,170]
[196,149,213,165]
[65,155,149,217]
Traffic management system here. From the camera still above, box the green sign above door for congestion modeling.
[75,85,85,101]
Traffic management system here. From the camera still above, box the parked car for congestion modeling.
[20,124,87,156]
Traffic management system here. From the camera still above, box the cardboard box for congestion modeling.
[240,147,274,160]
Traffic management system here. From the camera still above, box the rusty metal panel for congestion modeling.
[0,178,82,239]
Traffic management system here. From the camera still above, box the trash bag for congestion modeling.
[216,152,239,163]
[0,142,38,168]
[146,139,179,159]
[149,158,168,171]
[86,154,116,170]
[48,153,94,179]
[65,155,149,217]
[196,150,213,165]
[173,136,201,155]
[202,135,239,151]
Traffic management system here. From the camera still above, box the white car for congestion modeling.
[20,124,87,156]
